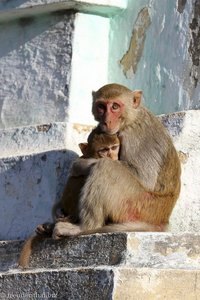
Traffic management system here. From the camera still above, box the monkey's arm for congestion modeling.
[70,158,98,177]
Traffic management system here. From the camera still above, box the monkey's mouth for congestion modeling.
[100,123,119,135]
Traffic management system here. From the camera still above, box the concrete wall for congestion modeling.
[0,11,74,129]
[0,0,124,129]
[109,0,200,114]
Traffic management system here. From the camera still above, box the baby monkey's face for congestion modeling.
[92,133,120,161]
[96,142,120,160]
[79,131,120,161]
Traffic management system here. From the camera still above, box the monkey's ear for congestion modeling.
[132,90,142,108]
[79,143,88,155]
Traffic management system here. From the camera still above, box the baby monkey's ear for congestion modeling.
[79,143,89,156]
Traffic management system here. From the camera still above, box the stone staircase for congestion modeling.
[0,233,199,299]
[0,1,200,299]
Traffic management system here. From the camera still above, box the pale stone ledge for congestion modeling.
[0,0,127,22]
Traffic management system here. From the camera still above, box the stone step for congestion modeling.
[0,121,93,158]
[0,121,96,241]
[0,267,114,300]
[0,268,199,300]
[1,232,199,299]
[1,233,199,272]
[0,233,126,272]
[113,268,200,300]
[0,122,68,159]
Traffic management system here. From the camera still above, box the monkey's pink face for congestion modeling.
[95,99,124,134]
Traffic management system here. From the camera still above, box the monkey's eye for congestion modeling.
[111,145,119,151]
[112,103,120,110]
[96,103,106,114]
[97,147,109,155]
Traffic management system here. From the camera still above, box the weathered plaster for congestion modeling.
[177,0,187,14]
[0,123,68,158]
[109,0,200,114]
[120,7,151,77]
[168,110,200,232]
[188,0,200,89]
[114,268,200,300]
[0,149,78,240]
[126,232,200,269]
[0,12,74,129]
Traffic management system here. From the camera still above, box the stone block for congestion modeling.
[114,268,200,300]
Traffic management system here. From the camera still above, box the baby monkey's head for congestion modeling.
[79,127,120,160]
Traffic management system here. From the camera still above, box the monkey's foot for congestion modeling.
[52,221,81,239]
[36,222,55,236]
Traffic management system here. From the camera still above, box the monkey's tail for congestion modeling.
[18,235,43,269]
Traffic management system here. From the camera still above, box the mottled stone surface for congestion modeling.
[0,12,74,129]
[126,232,200,270]
[1,232,200,299]
[168,110,200,232]
[0,122,68,158]
[0,149,78,240]
[114,268,200,300]
[0,268,114,300]
[159,111,186,137]
[188,0,200,89]
[1,232,200,272]
[0,240,24,272]
[0,233,127,272]
[27,233,127,269]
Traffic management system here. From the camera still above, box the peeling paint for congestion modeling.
[159,111,186,137]
[177,0,187,14]
[188,0,200,88]
[120,7,151,78]
[36,124,52,132]
[178,151,189,164]
[73,123,94,134]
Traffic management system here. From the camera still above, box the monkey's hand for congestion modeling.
[70,158,98,177]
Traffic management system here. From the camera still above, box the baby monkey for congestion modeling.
[18,128,120,268]
[50,127,120,225]
[80,127,120,160]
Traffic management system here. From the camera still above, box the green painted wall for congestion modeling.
[108,0,200,115]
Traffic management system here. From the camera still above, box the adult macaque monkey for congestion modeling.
[18,129,120,268]
[53,83,181,238]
